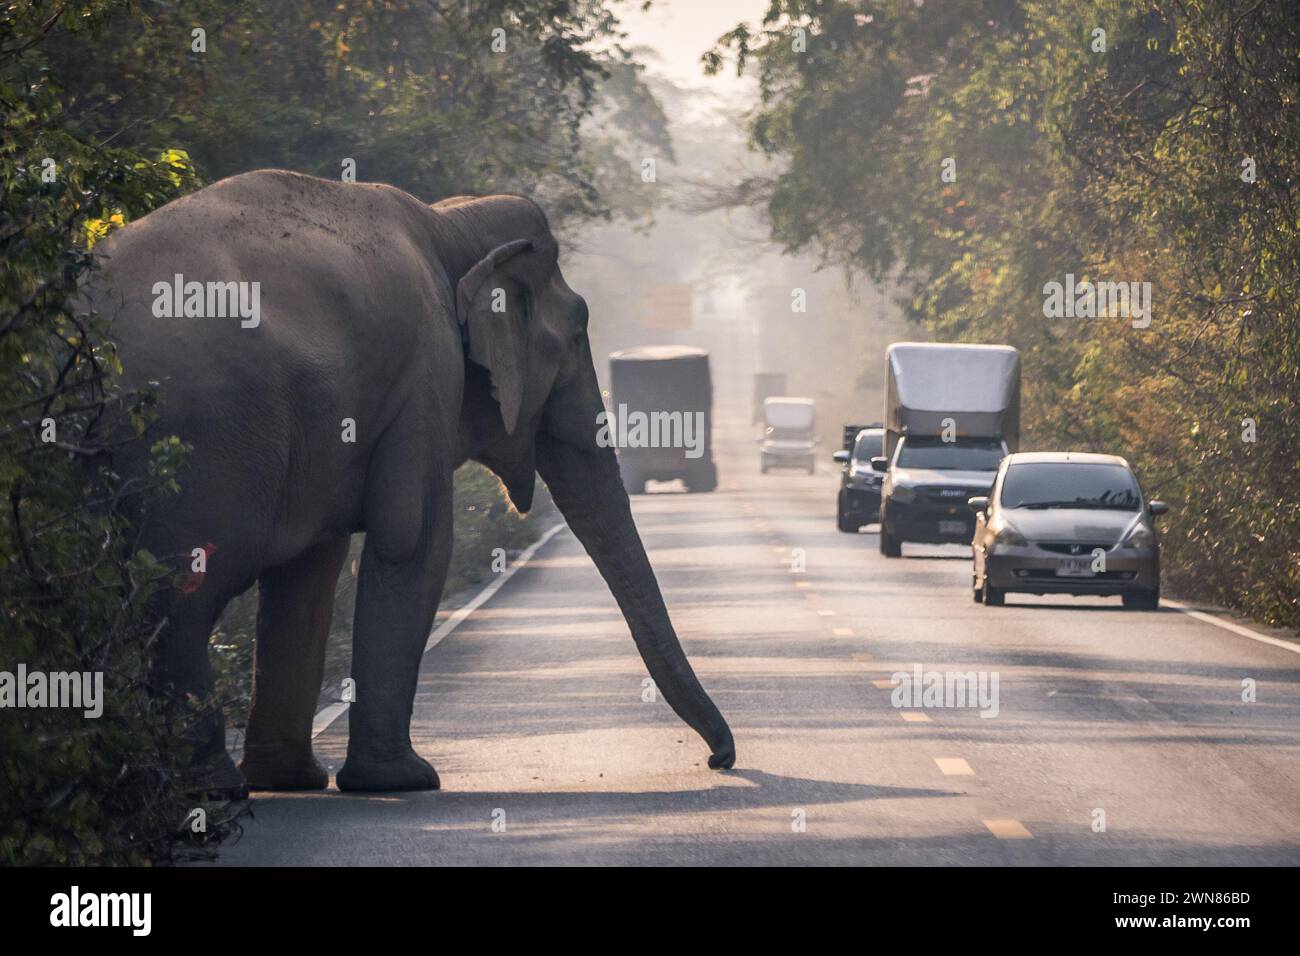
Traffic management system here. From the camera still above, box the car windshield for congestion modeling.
[895,437,1004,471]
[767,425,811,441]
[853,431,883,462]
[1001,462,1142,511]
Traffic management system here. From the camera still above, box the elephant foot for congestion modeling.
[707,728,737,770]
[336,748,440,792]
[239,751,329,792]
[188,751,250,801]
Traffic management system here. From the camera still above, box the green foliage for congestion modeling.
[42,0,667,226]
[0,0,238,864]
[714,0,1300,629]
[2,0,656,863]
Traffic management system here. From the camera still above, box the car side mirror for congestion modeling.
[1148,500,1169,516]
[870,457,888,473]
[967,496,989,514]
[832,450,850,464]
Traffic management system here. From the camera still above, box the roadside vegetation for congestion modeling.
[709,0,1299,629]
[2,0,661,864]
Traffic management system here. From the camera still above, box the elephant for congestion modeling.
[85,169,735,794]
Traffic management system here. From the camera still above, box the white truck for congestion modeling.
[760,397,817,474]
[875,343,1020,556]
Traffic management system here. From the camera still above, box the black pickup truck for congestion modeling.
[833,423,885,532]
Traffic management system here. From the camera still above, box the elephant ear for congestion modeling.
[456,238,534,434]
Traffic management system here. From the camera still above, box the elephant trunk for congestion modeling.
[535,432,735,769]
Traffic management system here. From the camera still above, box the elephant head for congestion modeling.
[432,195,735,770]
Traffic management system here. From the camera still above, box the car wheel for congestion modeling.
[684,461,717,493]
[837,509,860,533]
[1122,589,1160,610]
[879,529,902,558]
[982,579,1005,606]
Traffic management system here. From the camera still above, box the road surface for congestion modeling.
[213,400,1300,866]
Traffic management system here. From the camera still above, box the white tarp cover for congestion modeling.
[885,342,1020,451]
[764,397,816,430]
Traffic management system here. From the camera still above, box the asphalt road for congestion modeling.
[211,387,1300,865]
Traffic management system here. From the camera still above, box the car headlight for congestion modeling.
[891,484,917,504]
[1123,522,1155,549]
[994,522,1028,547]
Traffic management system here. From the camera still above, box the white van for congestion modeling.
[760,397,817,474]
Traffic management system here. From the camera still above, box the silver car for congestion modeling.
[969,452,1169,609]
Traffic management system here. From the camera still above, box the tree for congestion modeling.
[710,0,1299,627]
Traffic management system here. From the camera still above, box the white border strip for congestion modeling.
[1163,598,1300,657]
[311,521,567,738]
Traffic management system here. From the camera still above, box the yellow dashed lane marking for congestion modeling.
[832,627,854,637]
[816,609,836,617]
[872,679,898,689]
[899,711,932,723]
[934,757,975,776]
[984,819,1033,839]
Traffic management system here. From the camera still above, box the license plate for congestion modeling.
[1056,557,1095,577]
[938,520,967,537]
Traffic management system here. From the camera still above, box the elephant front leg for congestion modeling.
[336,491,452,792]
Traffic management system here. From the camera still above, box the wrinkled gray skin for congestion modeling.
[87,170,734,793]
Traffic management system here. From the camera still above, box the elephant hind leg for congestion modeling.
[240,536,350,791]
[153,587,248,799]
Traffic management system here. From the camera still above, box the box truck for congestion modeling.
[875,342,1020,556]
[609,345,717,494]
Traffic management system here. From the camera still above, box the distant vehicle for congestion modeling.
[752,372,787,423]
[876,342,1020,557]
[609,345,717,494]
[760,397,817,474]
[969,452,1168,609]
[833,424,885,532]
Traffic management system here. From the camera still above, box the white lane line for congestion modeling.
[311,521,567,739]
[1163,598,1300,657]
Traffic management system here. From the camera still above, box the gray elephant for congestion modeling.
[86,170,734,793]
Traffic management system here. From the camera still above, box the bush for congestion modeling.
[0,0,237,865]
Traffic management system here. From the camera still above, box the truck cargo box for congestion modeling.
[884,342,1020,458]
[608,345,716,493]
